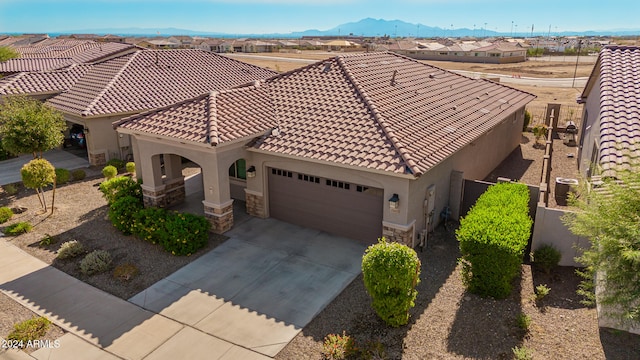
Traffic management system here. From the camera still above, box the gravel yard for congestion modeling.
[2,156,639,359]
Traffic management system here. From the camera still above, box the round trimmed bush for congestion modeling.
[71,169,86,181]
[106,159,126,171]
[80,250,112,276]
[55,168,71,185]
[362,238,421,327]
[125,162,135,173]
[0,207,13,223]
[102,165,117,179]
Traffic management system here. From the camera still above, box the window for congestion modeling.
[356,185,369,193]
[229,159,246,180]
[326,179,350,190]
[271,168,292,178]
[298,173,320,183]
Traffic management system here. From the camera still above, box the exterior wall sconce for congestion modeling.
[247,166,256,178]
[389,193,399,210]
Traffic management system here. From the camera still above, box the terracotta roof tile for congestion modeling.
[46,49,277,116]
[116,82,276,145]
[116,52,534,176]
[595,46,640,177]
[0,64,92,96]
[0,58,73,73]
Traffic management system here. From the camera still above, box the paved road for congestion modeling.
[451,70,588,88]
[224,53,588,88]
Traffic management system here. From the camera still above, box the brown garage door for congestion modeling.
[268,168,383,244]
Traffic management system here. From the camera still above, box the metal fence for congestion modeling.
[526,103,583,128]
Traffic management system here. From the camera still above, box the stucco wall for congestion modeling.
[530,205,590,267]
[577,76,602,178]
[246,151,411,226]
[408,107,525,236]
[66,113,134,164]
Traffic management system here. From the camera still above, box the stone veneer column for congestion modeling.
[382,220,416,248]
[163,177,185,207]
[142,184,167,208]
[141,177,186,208]
[203,200,234,234]
[88,151,107,167]
[244,190,266,218]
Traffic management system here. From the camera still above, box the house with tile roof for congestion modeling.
[577,46,640,179]
[0,49,276,165]
[115,51,535,245]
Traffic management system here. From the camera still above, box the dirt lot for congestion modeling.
[232,51,590,109]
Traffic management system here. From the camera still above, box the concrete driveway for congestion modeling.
[129,217,367,357]
[0,149,89,186]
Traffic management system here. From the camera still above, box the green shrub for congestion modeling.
[159,211,210,256]
[535,284,551,301]
[532,244,562,274]
[102,165,118,179]
[106,158,126,171]
[132,207,169,244]
[56,240,84,259]
[362,238,421,327]
[113,263,139,281]
[523,110,532,131]
[54,168,71,185]
[512,345,533,360]
[362,341,388,360]
[7,317,51,346]
[0,206,13,223]
[108,195,144,235]
[516,312,531,331]
[3,184,18,195]
[5,221,33,235]
[71,169,86,181]
[457,182,532,299]
[322,331,357,360]
[99,176,142,205]
[80,250,112,276]
[125,162,136,173]
[39,233,58,247]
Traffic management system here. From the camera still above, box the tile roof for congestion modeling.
[46,49,277,116]
[0,64,92,96]
[0,58,73,73]
[115,82,276,145]
[117,51,534,176]
[254,51,535,175]
[591,46,640,176]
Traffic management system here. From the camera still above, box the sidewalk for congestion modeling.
[0,238,270,360]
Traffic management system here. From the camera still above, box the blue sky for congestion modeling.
[0,0,638,35]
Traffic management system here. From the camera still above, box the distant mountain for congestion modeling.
[36,19,640,38]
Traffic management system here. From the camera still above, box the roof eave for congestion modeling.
[247,147,416,180]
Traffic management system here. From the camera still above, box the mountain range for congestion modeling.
[53,18,640,38]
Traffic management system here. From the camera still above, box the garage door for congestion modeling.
[268,168,383,244]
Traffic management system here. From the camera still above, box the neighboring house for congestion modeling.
[0,49,276,166]
[115,51,535,245]
[577,45,640,179]
[393,40,526,63]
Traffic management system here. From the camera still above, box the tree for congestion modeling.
[564,171,640,327]
[0,46,20,62]
[21,158,56,212]
[0,95,66,159]
[362,238,421,327]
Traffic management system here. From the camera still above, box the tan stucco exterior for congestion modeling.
[118,105,525,245]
